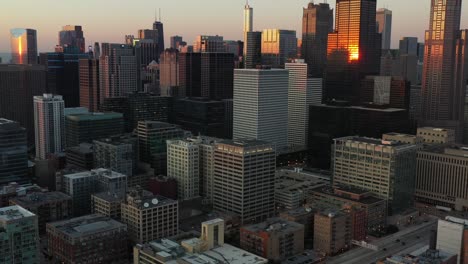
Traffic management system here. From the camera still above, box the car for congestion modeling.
[402,242,406,246]
[416,236,420,239]
[383,248,387,251]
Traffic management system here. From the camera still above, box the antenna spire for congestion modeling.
[159,8,161,22]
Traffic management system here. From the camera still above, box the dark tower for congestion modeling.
[302,2,333,77]
[153,10,165,55]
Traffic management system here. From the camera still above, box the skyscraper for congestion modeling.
[301,2,333,77]
[233,68,289,148]
[58,25,85,53]
[261,29,297,67]
[286,60,322,148]
[10,28,38,64]
[376,8,393,50]
[99,43,137,100]
[170,35,184,49]
[34,94,65,159]
[160,48,180,96]
[213,140,275,224]
[0,64,47,143]
[79,58,100,112]
[193,35,225,52]
[421,0,467,141]
[0,119,29,185]
[325,0,381,102]
[153,19,165,55]
[245,31,262,69]
[243,1,253,57]
[167,139,200,200]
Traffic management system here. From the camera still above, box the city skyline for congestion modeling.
[1,0,468,53]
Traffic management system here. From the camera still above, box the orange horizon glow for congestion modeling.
[18,37,23,64]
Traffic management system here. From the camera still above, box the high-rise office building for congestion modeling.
[415,145,468,212]
[40,51,89,107]
[160,48,179,96]
[261,29,297,67]
[138,29,158,43]
[65,112,124,147]
[121,189,178,244]
[79,58,100,112]
[233,68,289,148]
[213,140,275,224]
[332,136,419,213]
[47,214,128,263]
[245,31,262,69]
[325,0,381,102]
[167,139,200,201]
[399,37,419,56]
[301,2,333,77]
[437,217,468,264]
[286,61,322,148]
[193,35,225,52]
[137,121,190,173]
[0,206,39,263]
[94,134,138,178]
[100,92,173,132]
[10,28,38,64]
[179,52,234,99]
[360,76,410,109]
[0,64,47,143]
[243,1,253,56]
[0,119,28,185]
[173,98,227,138]
[421,0,467,141]
[58,25,85,53]
[63,170,98,216]
[34,94,65,160]
[99,43,137,100]
[170,35,184,50]
[376,8,393,50]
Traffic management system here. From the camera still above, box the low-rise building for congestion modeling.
[65,143,94,170]
[10,191,72,234]
[240,218,305,262]
[309,186,387,232]
[279,207,316,241]
[377,248,457,264]
[417,127,455,144]
[437,217,468,264]
[91,192,124,220]
[282,250,325,264]
[47,214,128,264]
[121,188,179,244]
[314,210,351,256]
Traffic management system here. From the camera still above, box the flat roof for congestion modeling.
[335,136,410,147]
[11,191,71,207]
[64,168,125,180]
[0,205,35,222]
[66,112,123,121]
[48,214,126,238]
[312,186,385,205]
[242,217,304,233]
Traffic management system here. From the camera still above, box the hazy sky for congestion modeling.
[1,0,468,52]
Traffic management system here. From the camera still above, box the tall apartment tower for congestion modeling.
[59,25,85,53]
[167,139,200,200]
[79,58,100,112]
[99,43,137,100]
[0,65,47,144]
[34,94,65,160]
[332,136,419,214]
[302,2,333,77]
[233,68,289,148]
[245,31,262,69]
[0,119,29,185]
[160,48,179,96]
[325,0,381,102]
[376,8,393,50]
[261,29,297,67]
[213,140,275,224]
[243,1,253,57]
[10,28,38,64]
[0,206,39,263]
[421,0,467,141]
[286,60,322,148]
[93,135,138,177]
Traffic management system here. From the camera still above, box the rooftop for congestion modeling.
[66,112,123,121]
[242,217,304,234]
[92,191,125,203]
[126,190,177,209]
[335,136,411,147]
[10,191,71,207]
[64,168,125,180]
[47,214,126,238]
[0,206,35,223]
[282,250,323,264]
[312,186,385,205]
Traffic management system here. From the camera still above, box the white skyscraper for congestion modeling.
[377,8,393,50]
[34,94,65,159]
[167,139,200,200]
[233,68,289,148]
[286,60,322,148]
[243,1,253,56]
[437,217,468,264]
